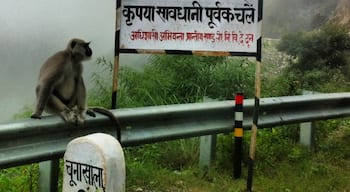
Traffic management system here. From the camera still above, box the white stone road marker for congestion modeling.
[63,133,125,192]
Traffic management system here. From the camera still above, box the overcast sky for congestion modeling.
[0,0,147,123]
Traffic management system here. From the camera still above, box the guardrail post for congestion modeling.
[300,122,315,150]
[199,135,217,169]
[39,159,59,192]
[300,90,317,150]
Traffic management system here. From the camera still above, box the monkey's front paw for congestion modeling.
[30,114,42,119]
[61,110,77,124]
[76,114,85,125]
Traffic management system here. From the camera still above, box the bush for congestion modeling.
[107,55,256,108]
[278,23,350,70]
[0,164,38,192]
[276,23,350,92]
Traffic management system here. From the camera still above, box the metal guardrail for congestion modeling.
[1,93,350,169]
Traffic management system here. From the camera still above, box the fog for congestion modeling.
[0,0,340,123]
[0,0,147,123]
[263,0,339,38]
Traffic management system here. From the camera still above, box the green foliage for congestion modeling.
[88,57,113,108]
[276,31,306,58]
[278,24,350,70]
[0,164,38,192]
[116,55,255,107]
[126,139,199,170]
[207,58,255,99]
[262,70,301,97]
[215,134,234,170]
[277,24,350,92]
[122,55,218,105]
[315,119,350,160]
[254,128,303,168]
[13,106,33,120]
[277,23,350,92]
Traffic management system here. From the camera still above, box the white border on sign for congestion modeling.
[120,0,261,53]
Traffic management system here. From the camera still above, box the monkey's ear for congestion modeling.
[70,40,77,49]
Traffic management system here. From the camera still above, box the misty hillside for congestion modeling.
[264,0,350,38]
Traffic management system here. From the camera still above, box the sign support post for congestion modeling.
[247,59,261,191]
[112,0,122,109]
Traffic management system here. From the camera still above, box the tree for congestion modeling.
[276,23,350,92]
[278,23,349,70]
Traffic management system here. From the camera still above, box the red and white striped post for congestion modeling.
[233,93,244,178]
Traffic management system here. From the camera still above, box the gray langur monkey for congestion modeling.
[31,38,121,141]
[31,38,91,124]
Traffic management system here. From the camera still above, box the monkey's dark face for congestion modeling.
[83,43,92,57]
[70,39,93,61]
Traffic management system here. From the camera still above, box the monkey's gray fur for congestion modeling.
[31,38,92,125]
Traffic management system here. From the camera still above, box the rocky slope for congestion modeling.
[331,0,350,28]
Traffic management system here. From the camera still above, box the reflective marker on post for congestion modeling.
[233,93,244,179]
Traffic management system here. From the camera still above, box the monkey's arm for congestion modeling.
[72,76,87,125]
[74,76,86,111]
[31,84,54,119]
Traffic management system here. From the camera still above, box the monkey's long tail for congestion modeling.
[86,107,121,142]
